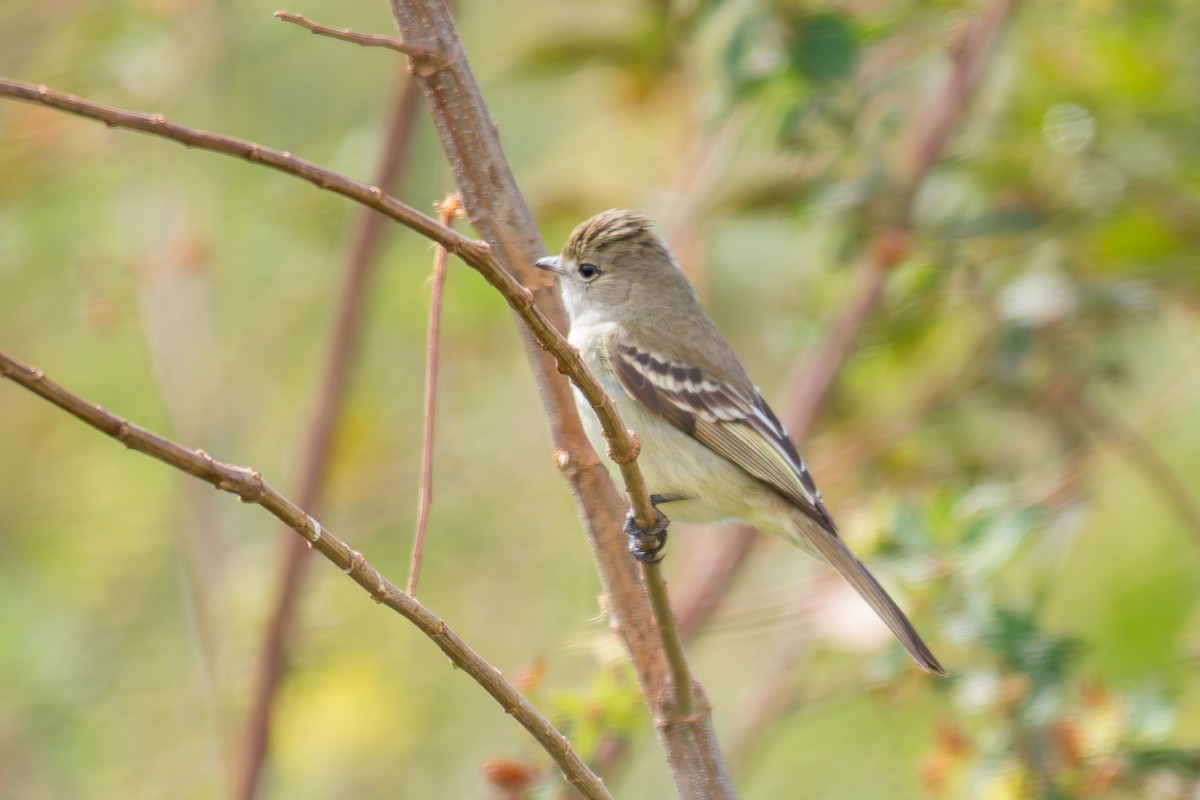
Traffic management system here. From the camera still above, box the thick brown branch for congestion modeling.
[387,0,726,793]
[0,45,713,795]
[0,348,612,800]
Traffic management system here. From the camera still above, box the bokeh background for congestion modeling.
[2,0,1199,798]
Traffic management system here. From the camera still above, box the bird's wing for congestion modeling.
[606,335,836,532]
[607,335,947,676]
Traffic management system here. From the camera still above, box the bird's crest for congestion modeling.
[563,209,656,262]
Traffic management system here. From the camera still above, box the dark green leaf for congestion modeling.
[785,13,859,85]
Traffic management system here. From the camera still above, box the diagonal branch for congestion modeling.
[0,348,612,800]
[0,79,483,264]
[0,77,649,538]
[0,72,712,790]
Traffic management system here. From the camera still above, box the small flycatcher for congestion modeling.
[536,209,944,676]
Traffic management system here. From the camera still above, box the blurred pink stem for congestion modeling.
[407,196,460,596]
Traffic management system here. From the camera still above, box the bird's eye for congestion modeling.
[578,263,600,281]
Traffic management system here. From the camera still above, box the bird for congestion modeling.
[535,209,945,676]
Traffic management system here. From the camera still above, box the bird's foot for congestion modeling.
[624,506,670,565]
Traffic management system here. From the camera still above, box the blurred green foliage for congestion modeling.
[1,0,1199,798]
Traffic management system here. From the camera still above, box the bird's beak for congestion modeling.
[534,255,565,275]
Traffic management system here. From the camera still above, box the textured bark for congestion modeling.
[387,1,733,795]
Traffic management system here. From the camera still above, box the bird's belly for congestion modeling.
[573,384,764,526]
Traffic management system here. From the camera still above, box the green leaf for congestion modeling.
[723,13,784,96]
[785,13,859,85]
[1127,748,1200,777]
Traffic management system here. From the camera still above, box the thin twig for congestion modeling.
[231,70,422,800]
[275,11,432,60]
[643,567,692,716]
[408,195,462,595]
[0,78,653,545]
[0,348,613,800]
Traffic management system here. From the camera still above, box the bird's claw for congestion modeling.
[624,506,670,565]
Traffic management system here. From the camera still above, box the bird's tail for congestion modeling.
[796,515,946,676]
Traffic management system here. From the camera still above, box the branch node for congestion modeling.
[473,240,493,260]
[374,573,388,601]
[240,468,266,503]
[369,185,384,201]
[305,515,323,547]
[344,549,365,575]
[555,345,583,376]
[407,48,457,77]
[434,193,464,220]
[519,285,536,311]
[607,430,641,465]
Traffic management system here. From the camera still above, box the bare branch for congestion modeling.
[408,195,463,595]
[0,348,613,800]
[0,71,717,789]
[0,80,484,261]
[387,1,728,791]
[275,11,422,57]
[0,77,654,550]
